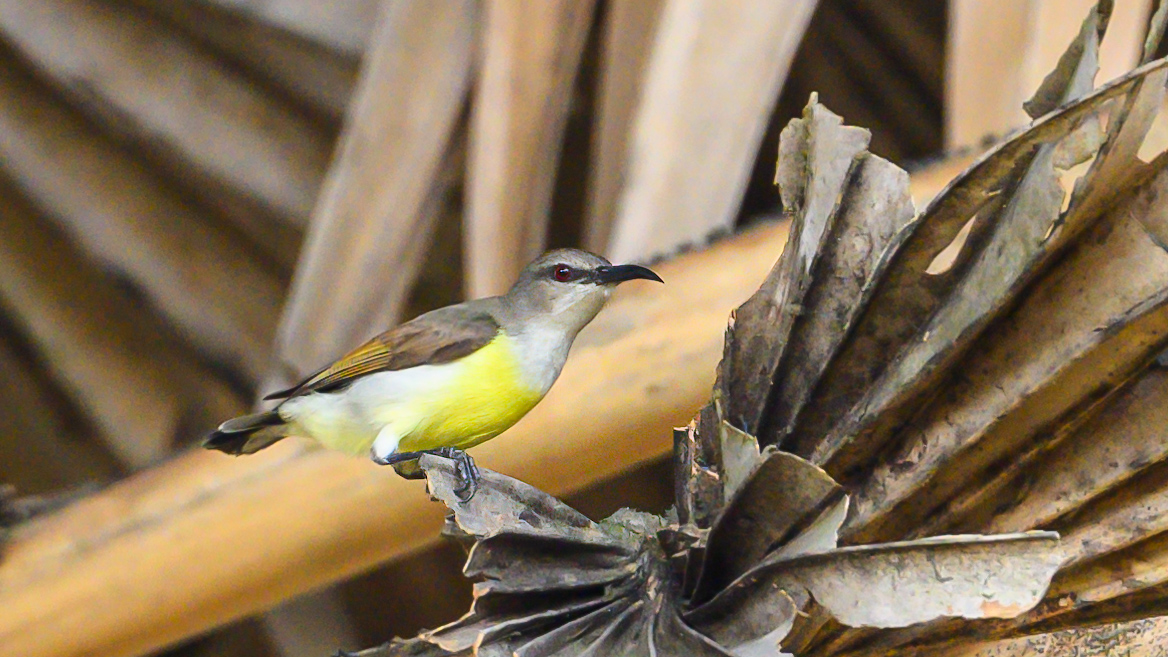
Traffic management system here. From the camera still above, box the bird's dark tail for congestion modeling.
[203,411,288,455]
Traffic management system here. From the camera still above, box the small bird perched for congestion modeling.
[204,248,662,500]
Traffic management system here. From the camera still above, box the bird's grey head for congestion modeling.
[504,248,662,336]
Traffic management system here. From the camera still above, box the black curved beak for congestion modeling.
[595,264,663,285]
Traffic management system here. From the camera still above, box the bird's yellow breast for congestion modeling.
[396,332,545,452]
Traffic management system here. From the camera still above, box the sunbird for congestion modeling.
[204,249,662,500]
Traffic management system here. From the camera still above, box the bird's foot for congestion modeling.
[369,447,479,502]
[429,447,479,502]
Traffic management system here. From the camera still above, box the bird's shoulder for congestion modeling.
[264,300,503,401]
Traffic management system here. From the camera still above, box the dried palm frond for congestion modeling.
[348,3,1168,655]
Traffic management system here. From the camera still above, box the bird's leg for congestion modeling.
[370,447,479,502]
[370,449,426,467]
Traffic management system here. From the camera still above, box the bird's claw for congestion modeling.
[369,446,479,502]
[433,447,479,502]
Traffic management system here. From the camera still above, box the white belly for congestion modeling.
[278,363,460,457]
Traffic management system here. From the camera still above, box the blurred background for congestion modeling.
[0,1,1160,656]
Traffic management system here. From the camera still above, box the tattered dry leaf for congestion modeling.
[752,534,1061,627]
[722,99,870,437]
[347,458,757,657]
[905,172,1168,543]
[983,365,1168,536]
[773,4,1168,655]
[672,418,723,530]
[716,418,761,501]
[424,454,620,548]
[351,448,1061,657]
[692,448,841,605]
[789,56,1168,478]
[1022,0,1106,119]
[1144,0,1168,64]
[766,151,914,446]
[846,165,1168,545]
[686,532,1062,654]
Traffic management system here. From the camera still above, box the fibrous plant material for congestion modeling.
[353,454,1058,657]
[339,2,1168,655]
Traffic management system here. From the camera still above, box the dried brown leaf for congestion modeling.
[789,56,1168,475]
[718,420,762,502]
[685,580,798,651]
[372,441,1062,657]
[511,601,632,656]
[767,495,848,562]
[767,153,914,445]
[988,368,1168,534]
[845,166,1168,544]
[421,455,621,548]
[1144,0,1168,64]
[805,5,1106,479]
[692,533,1061,635]
[722,101,870,436]
[693,449,842,605]
[781,533,1062,628]
[574,600,647,656]
[1062,67,1168,233]
[465,535,635,593]
[425,593,613,654]
[1023,1,1107,119]
[673,419,723,529]
[652,607,739,656]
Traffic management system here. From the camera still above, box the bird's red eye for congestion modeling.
[554,265,572,282]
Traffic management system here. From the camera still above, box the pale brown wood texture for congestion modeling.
[0,327,121,495]
[273,0,476,383]
[0,59,285,386]
[0,0,332,238]
[604,0,818,263]
[134,0,359,123]
[464,0,597,297]
[0,219,791,657]
[583,0,665,255]
[946,0,1153,148]
[0,182,246,467]
[205,0,379,56]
